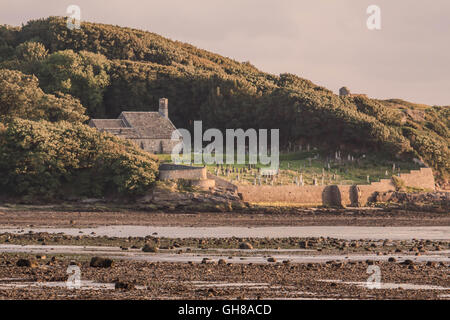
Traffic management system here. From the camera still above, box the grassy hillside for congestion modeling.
[0,17,448,185]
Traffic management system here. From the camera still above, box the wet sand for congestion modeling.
[1,244,448,264]
[0,208,448,227]
[0,253,448,300]
[0,208,448,300]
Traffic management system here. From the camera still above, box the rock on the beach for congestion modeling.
[402,259,414,266]
[89,257,114,268]
[267,257,277,263]
[239,242,253,250]
[201,258,215,264]
[298,241,309,249]
[16,259,38,268]
[114,281,135,291]
[142,244,159,253]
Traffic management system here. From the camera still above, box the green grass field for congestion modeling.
[157,151,421,186]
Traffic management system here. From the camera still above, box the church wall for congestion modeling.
[129,138,181,154]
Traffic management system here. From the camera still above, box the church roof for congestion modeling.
[89,119,126,128]
[89,111,179,140]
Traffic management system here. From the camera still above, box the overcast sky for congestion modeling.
[1,0,449,105]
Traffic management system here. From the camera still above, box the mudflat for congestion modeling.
[0,208,448,227]
[0,207,448,300]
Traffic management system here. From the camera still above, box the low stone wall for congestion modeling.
[237,167,435,206]
[237,185,352,206]
[358,178,396,206]
[237,185,328,206]
[398,168,435,190]
[159,164,207,181]
[337,185,352,206]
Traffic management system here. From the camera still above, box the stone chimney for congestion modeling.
[159,98,168,119]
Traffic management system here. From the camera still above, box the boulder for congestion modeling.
[201,257,214,264]
[218,259,227,265]
[401,259,414,266]
[388,257,397,263]
[89,257,113,268]
[142,244,159,253]
[114,281,135,291]
[16,259,38,268]
[239,242,253,250]
[298,241,309,249]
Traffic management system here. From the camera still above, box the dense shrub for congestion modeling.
[0,118,159,199]
[35,50,111,117]
[0,69,87,122]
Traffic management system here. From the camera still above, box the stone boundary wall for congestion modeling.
[237,185,327,206]
[159,164,207,181]
[398,168,435,190]
[357,178,396,206]
[237,167,435,206]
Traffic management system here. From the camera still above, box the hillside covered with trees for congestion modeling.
[0,17,448,198]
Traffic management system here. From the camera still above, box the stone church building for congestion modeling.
[89,98,181,154]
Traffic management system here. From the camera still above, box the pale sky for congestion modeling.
[1,0,449,105]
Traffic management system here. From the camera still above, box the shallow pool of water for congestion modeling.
[317,279,450,290]
[0,280,115,290]
[1,225,449,240]
[0,244,448,264]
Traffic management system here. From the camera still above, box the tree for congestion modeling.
[0,69,87,122]
[36,50,110,117]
